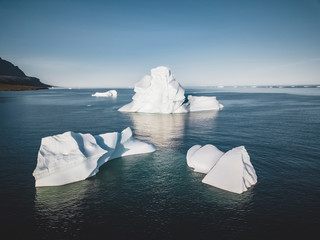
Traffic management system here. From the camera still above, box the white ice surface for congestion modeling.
[33,127,156,187]
[186,144,224,173]
[186,96,224,112]
[187,145,257,194]
[119,66,223,113]
[92,90,117,97]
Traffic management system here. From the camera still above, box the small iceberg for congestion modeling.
[33,127,156,187]
[92,90,117,97]
[118,66,223,113]
[185,96,223,112]
[187,145,257,194]
[186,144,224,173]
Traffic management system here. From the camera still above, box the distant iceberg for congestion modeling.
[33,127,156,187]
[92,90,117,97]
[119,66,223,113]
[187,145,257,194]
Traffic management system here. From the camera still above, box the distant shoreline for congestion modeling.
[0,57,51,91]
[0,83,49,91]
[0,75,51,91]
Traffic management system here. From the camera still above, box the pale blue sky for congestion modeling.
[1,0,319,87]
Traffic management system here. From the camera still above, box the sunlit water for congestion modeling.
[0,87,319,239]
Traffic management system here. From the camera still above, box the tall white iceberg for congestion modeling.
[187,145,257,194]
[119,66,223,113]
[33,127,156,187]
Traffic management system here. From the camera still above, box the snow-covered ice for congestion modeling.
[186,144,224,173]
[119,66,186,113]
[185,96,224,112]
[119,66,223,113]
[187,144,257,194]
[202,146,257,194]
[92,90,117,97]
[33,127,156,187]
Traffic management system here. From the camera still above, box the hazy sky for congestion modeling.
[1,0,320,87]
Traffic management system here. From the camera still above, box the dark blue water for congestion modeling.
[0,87,319,239]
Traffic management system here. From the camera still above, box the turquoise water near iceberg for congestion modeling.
[0,87,319,239]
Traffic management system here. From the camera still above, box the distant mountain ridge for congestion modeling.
[0,57,51,91]
[0,57,26,77]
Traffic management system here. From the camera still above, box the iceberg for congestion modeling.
[187,145,257,194]
[186,144,224,173]
[33,127,156,187]
[185,96,224,112]
[92,90,117,97]
[202,146,257,194]
[119,66,223,113]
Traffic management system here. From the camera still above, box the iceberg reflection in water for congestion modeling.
[126,110,219,149]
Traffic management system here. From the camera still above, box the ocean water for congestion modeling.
[0,87,319,239]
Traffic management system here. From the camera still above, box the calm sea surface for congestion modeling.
[0,87,319,239]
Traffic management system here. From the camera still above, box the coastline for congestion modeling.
[0,83,49,91]
[0,75,51,91]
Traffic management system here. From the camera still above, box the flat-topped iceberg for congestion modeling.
[187,145,257,194]
[119,66,223,113]
[92,90,117,97]
[33,127,156,187]
[185,96,223,112]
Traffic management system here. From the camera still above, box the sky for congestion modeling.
[0,0,320,88]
